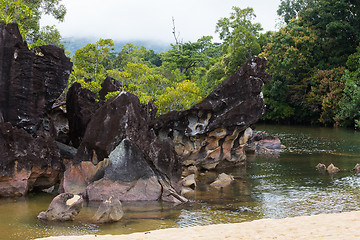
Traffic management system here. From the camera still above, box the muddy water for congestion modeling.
[2,124,360,240]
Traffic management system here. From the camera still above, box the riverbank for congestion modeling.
[37,211,360,240]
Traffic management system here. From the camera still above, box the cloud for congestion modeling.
[41,0,280,44]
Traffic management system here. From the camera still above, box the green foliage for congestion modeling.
[114,43,161,70]
[277,0,311,23]
[161,36,219,77]
[307,68,345,125]
[299,0,360,68]
[72,38,114,82]
[75,78,102,99]
[0,0,33,39]
[335,49,360,128]
[261,18,319,122]
[156,80,202,114]
[31,25,64,48]
[215,7,262,75]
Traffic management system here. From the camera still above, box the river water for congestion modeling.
[3,124,360,240]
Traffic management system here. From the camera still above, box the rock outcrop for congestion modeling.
[0,123,62,196]
[0,23,72,134]
[37,193,83,221]
[151,56,271,170]
[63,92,186,203]
[66,82,100,147]
[98,76,123,103]
[0,23,72,197]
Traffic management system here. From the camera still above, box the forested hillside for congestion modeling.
[1,0,360,128]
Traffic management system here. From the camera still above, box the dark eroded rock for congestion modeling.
[66,82,101,148]
[98,76,123,103]
[93,197,124,223]
[64,92,185,203]
[0,23,72,134]
[0,122,62,196]
[86,139,163,201]
[37,193,83,221]
[151,56,271,170]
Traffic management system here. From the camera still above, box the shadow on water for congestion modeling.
[3,124,360,239]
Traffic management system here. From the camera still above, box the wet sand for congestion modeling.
[37,211,360,240]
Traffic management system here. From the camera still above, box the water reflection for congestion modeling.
[2,124,360,240]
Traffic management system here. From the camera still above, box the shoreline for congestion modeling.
[37,211,360,240]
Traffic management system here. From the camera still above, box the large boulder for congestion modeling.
[0,23,72,197]
[151,56,271,170]
[37,193,83,221]
[0,23,72,134]
[63,92,186,203]
[0,122,62,197]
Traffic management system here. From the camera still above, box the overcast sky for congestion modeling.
[41,0,282,44]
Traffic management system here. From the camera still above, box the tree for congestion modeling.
[0,0,33,39]
[113,43,161,70]
[215,7,262,75]
[336,45,360,128]
[72,38,115,83]
[277,0,311,23]
[161,40,209,76]
[300,0,360,68]
[307,67,346,126]
[261,18,319,123]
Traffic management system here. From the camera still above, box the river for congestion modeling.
[2,124,360,240]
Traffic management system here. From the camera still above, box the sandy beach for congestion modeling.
[37,211,360,240]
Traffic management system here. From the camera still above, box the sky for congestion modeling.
[41,0,282,44]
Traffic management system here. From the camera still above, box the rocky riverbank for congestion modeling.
[0,23,276,203]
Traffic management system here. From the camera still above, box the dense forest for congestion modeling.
[1,0,360,128]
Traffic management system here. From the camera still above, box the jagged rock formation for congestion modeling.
[151,56,271,170]
[0,123,62,196]
[0,23,72,134]
[66,82,100,147]
[63,92,186,203]
[98,76,123,103]
[0,23,72,197]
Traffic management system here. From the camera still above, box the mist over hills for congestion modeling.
[62,37,171,54]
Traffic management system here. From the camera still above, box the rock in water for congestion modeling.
[151,56,271,170]
[316,163,327,172]
[93,197,124,223]
[0,23,72,134]
[210,173,235,188]
[353,164,360,173]
[64,92,186,203]
[327,163,340,174]
[37,193,83,221]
